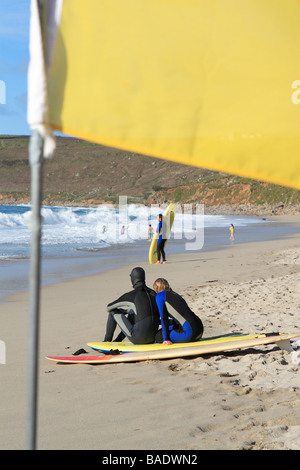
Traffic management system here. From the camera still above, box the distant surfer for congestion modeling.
[148,224,153,240]
[229,224,235,241]
[103,267,160,344]
[156,213,167,264]
[153,278,204,344]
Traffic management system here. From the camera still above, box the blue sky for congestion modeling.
[0,0,31,135]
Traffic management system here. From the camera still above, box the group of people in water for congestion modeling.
[103,267,204,345]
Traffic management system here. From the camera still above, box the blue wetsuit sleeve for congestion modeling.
[156,220,162,244]
[156,291,169,341]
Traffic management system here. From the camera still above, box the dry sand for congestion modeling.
[0,215,299,450]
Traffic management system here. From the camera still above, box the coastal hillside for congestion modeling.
[1,135,300,215]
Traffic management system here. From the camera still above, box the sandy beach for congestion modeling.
[0,215,299,450]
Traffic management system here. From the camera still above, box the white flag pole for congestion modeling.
[26,130,44,450]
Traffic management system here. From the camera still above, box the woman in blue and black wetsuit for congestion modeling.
[153,278,204,344]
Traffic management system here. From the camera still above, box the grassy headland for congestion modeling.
[1,135,300,215]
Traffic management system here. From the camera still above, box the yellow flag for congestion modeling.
[45,0,300,189]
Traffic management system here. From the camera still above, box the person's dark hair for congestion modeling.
[130,267,145,288]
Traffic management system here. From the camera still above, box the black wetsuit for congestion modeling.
[155,290,204,343]
[104,268,160,344]
[156,217,167,263]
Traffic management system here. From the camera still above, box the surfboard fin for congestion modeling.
[101,349,122,356]
[72,348,88,356]
[276,339,294,352]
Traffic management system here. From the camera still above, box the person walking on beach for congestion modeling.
[153,278,204,345]
[148,224,153,240]
[156,213,167,264]
[229,224,235,241]
[103,267,159,344]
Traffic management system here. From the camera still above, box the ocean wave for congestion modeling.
[0,204,268,253]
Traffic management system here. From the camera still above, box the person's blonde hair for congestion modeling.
[153,278,171,293]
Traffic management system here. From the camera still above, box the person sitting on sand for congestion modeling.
[103,267,159,344]
[153,278,204,345]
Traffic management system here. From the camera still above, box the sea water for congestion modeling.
[1,203,291,299]
[0,203,269,260]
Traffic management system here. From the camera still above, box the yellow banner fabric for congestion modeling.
[47,0,300,189]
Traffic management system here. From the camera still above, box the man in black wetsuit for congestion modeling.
[103,267,160,344]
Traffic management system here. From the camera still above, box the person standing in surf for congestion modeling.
[148,224,153,240]
[156,213,167,264]
[229,223,235,241]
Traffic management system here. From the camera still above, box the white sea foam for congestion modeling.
[0,203,267,259]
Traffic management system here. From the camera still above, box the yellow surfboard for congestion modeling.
[87,333,286,353]
[149,203,176,264]
[46,333,299,364]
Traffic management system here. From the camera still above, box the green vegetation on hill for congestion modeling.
[0,135,300,211]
